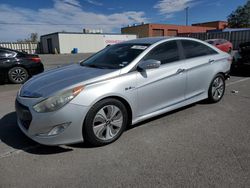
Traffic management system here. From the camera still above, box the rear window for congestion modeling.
[0,49,16,58]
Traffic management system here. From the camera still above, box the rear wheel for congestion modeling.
[8,67,29,84]
[208,74,225,103]
[83,98,128,146]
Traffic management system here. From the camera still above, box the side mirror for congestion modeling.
[137,59,161,71]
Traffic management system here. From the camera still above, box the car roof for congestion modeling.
[205,39,218,42]
[205,39,228,42]
[122,36,173,44]
[123,36,215,45]
[0,47,20,53]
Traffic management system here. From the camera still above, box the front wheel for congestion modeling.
[208,74,225,103]
[83,98,128,146]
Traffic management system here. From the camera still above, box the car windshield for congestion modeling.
[80,43,150,69]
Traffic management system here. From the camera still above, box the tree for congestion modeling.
[17,33,39,43]
[29,33,38,42]
[227,0,250,28]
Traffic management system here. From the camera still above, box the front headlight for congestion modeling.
[33,85,84,113]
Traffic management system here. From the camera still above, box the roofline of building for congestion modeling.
[121,22,220,29]
[121,23,150,29]
[192,20,228,25]
[40,32,136,38]
[147,23,217,28]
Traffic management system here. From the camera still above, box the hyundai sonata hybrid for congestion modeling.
[16,37,231,146]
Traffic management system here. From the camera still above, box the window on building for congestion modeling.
[152,29,164,37]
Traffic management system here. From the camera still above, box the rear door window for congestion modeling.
[181,40,217,59]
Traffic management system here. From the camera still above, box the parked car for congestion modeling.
[232,41,250,69]
[15,37,231,146]
[205,39,233,53]
[0,47,44,84]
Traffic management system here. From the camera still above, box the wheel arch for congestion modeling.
[93,96,133,126]
[217,72,227,79]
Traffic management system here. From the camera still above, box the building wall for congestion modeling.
[58,33,104,54]
[40,34,60,54]
[121,23,216,38]
[149,24,215,36]
[192,21,228,30]
[102,34,136,46]
[121,24,149,38]
[59,34,136,54]
[41,33,137,54]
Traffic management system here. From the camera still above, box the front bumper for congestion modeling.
[16,98,89,146]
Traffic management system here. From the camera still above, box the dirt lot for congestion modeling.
[0,54,250,187]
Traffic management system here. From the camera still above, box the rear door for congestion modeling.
[0,49,16,80]
[0,49,16,64]
[136,40,187,116]
[179,40,219,99]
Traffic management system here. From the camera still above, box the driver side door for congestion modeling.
[136,40,187,116]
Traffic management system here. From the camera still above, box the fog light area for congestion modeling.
[36,122,71,137]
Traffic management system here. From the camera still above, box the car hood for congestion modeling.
[20,64,117,98]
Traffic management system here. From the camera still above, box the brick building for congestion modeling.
[192,21,228,30]
[121,21,227,38]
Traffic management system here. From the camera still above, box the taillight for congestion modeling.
[227,57,233,64]
[30,57,41,63]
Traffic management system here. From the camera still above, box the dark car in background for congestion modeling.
[238,42,250,66]
[0,47,44,84]
[206,39,233,53]
[231,42,250,70]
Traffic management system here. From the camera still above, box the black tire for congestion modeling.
[83,98,128,146]
[208,74,225,103]
[8,66,29,84]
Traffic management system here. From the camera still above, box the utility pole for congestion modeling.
[186,7,189,26]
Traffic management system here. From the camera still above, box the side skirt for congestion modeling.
[132,92,207,125]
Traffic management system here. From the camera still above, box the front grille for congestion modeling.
[15,100,32,130]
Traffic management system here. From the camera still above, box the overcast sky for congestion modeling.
[0,0,247,41]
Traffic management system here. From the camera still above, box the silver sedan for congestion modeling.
[15,37,231,146]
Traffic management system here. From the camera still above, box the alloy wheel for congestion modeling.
[9,67,28,83]
[92,105,123,141]
[211,76,225,101]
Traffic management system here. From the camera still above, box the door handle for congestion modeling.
[176,68,185,74]
[209,59,215,64]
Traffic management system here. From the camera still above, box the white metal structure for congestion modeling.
[40,32,137,54]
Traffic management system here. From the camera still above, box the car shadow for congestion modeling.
[0,112,73,155]
[0,102,209,152]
